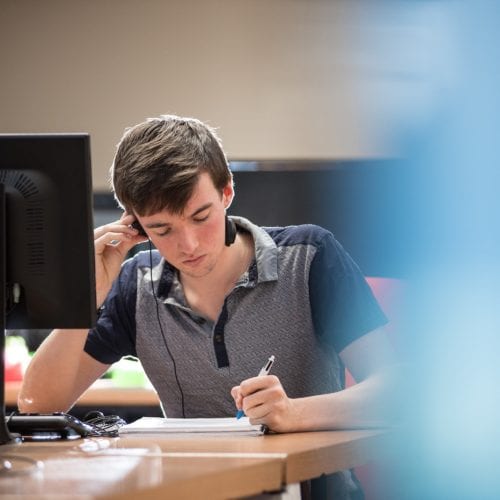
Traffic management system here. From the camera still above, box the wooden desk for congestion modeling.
[0,438,283,499]
[0,429,386,499]
[119,428,386,485]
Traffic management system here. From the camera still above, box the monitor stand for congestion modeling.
[1,183,21,444]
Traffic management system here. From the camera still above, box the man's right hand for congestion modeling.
[93,212,148,308]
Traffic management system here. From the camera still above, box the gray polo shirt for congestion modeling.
[85,216,386,418]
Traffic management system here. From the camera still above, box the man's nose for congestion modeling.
[177,227,198,253]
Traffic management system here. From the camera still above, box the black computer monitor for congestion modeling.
[0,134,97,444]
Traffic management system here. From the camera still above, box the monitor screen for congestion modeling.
[0,133,97,443]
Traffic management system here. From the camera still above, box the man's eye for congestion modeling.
[193,214,209,223]
[157,228,171,237]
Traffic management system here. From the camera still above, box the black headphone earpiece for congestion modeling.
[131,219,147,237]
[225,216,237,246]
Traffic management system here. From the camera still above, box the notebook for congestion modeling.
[119,416,266,436]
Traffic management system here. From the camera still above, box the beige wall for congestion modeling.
[0,0,396,190]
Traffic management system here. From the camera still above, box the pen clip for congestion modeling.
[263,356,274,373]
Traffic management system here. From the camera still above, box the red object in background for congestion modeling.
[5,358,24,382]
[4,337,30,382]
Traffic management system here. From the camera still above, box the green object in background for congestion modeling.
[109,357,149,388]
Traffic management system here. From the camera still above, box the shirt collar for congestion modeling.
[230,216,278,283]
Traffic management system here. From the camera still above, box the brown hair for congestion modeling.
[111,115,232,216]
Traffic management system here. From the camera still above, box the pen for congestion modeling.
[236,355,275,420]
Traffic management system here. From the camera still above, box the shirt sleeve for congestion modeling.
[309,231,388,353]
[84,259,138,364]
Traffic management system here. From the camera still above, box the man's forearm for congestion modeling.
[289,365,401,432]
[18,329,107,413]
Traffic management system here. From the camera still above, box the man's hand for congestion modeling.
[93,212,148,307]
[231,375,301,433]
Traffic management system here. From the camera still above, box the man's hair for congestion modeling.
[111,115,232,216]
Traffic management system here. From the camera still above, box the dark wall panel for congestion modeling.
[228,162,409,278]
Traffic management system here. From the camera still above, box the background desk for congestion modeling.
[5,380,163,421]
[0,429,386,499]
[5,380,161,408]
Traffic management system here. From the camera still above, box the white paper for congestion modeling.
[118,416,265,436]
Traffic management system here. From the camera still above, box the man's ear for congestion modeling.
[222,181,235,209]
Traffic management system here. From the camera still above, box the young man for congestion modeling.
[20,115,397,497]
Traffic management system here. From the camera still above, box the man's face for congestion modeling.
[136,173,233,278]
